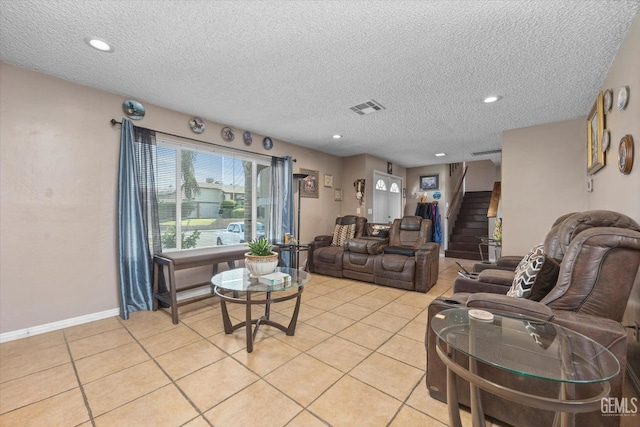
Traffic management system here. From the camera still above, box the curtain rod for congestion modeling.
[110,119,295,162]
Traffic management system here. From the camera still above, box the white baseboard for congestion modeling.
[0,286,214,344]
[0,308,120,344]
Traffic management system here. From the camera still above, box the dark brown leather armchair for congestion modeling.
[374,216,440,292]
[471,212,577,275]
[426,210,640,427]
[308,215,367,277]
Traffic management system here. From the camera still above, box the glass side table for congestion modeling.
[275,243,309,270]
[478,236,502,263]
[431,307,619,427]
[211,267,311,352]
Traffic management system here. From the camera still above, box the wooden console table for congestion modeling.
[153,246,249,324]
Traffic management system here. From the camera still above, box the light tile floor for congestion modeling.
[0,257,637,426]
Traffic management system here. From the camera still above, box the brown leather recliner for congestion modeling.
[342,223,391,283]
[374,216,440,292]
[426,210,640,427]
[308,215,367,277]
[471,212,578,276]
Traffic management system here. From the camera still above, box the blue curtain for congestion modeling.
[269,156,294,267]
[117,119,155,319]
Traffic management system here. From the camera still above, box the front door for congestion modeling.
[373,171,402,224]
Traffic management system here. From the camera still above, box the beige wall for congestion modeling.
[465,159,499,192]
[591,13,640,384]
[587,14,640,221]
[405,164,447,216]
[502,118,588,254]
[502,13,640,257]
[0,63,343,333]
[341,154,407,224]
[341,154,367,222]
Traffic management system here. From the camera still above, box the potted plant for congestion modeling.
[245,237,278,277]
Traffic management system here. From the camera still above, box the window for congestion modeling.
[375,179,387,191]
[390,182,400,193]
[154,139,271,251]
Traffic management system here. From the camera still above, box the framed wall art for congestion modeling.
[300,169,319,198]
[587,91,605,175]
[334,188,343,201]
[323,174,333,188]
[420,174,439,190]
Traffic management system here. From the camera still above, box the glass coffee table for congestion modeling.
[211,267,311,353]
[431,307,620,427]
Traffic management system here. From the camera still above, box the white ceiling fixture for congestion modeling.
[483,95,502,104]
[0,1,637,167]
[435,153,447,157]
[84,37,114,53]
[333,134,342,139]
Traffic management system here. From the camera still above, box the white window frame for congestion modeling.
[157,137,270,251]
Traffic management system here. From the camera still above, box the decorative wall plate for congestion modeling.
[618,134,634,174]
[189,117,205,134]
[602,130,610,152]
[263,137,273,150]
[221,127,235,142]
[122,99,145,120]
[617,86,629,111]
[243,131,253,146]
[603,89,613,113]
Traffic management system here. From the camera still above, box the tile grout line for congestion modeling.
[62,328,97,427]
[117,317,218,427]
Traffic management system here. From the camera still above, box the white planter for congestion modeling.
[245,252,278,277]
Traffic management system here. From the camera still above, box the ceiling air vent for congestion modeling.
[471,149,502,156]
[350,99,386,115]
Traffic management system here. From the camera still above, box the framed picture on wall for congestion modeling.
[300,169,319,198]
[587,91,605,175]
[334,188,343,201]
[323,174,333,187]
[420,174,439,190]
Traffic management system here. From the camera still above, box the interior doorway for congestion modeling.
[373,171,402,224]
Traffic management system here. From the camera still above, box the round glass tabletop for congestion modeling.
[211,267,310,293]
[431,308,619,384]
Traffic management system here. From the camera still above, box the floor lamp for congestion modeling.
[292,173,308,269]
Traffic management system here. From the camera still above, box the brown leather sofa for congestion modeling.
[425,210,640,427]
[374,216,440,292]
[307,215,367,277]
[309,215,440,292]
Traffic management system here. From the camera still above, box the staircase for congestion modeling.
[445,191,492,260]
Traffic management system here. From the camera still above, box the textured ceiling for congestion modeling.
[1,0,638,167]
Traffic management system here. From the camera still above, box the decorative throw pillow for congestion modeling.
[331,223,356,247]
[507,244,560,300]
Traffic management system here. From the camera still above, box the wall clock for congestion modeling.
[618,134,634,174]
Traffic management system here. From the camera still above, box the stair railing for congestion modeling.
[487,181,501,218]
[446,166,468,220]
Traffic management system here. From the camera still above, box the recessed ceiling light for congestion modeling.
[483,95,501,104]
[84,37,114,53]
[332,134,342,139]
[435,152,447,157]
